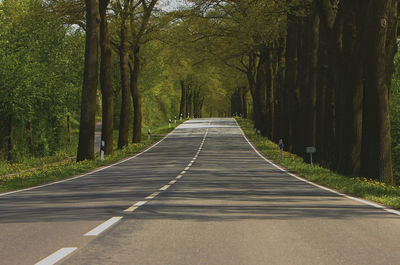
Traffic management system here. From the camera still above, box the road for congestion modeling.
[1,118,400,264]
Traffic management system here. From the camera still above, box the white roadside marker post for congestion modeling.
[148,129,151,140]
[169,119,171,128]
[100,140,105,161]
[279,139,284,160]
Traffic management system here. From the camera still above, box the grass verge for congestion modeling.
[236,118,400,209]
[0,122,182,193]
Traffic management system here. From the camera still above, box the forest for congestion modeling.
[1,0,400,185]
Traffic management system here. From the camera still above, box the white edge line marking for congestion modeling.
[0,123,185,197]
[184,166,190,170]
[160,185,170,191]
[234,119,400,216]
[181,171,186,174]
[188,163,193,167]
[35,247,77,265]
[84,216,123,236]
[169,180,177,184]
[176,175,182,179]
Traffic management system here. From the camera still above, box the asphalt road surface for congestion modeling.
[1,118,400,265]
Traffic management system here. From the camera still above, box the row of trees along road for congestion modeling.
[2,0,399,185]
[75,0,158,161]
[0,0,230,164]
[76,0,230,161]
[172,0,399,185]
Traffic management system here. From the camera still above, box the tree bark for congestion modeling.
[77,0,99,162]
[179,80,186,118]
[241,86,248,118]
[285,15,300,152]
[99,0,114,155]
[336,0,367,176]
[131,46,142,143]
[66,114,71,143]
[304,8,319,151]
[117,14,131,149]
[254,48,268,136]
[361,0,397,184]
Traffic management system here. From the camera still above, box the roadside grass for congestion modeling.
[236,118,400,209]
[0,122,182,193]
[0,141,78,177]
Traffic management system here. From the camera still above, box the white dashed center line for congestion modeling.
[160,185,170,191]
[35,247,77,265]
[146,191,160,200]
[84,216,123,236]
[37,120,213,265]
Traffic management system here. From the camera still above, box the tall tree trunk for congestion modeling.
[336,0,367,176]
[241,87,248,118]
[275,38,286,143]
[305,9,319,151]
[99,0,113,155]
[77,0,99,162]
[179,80,186,118]
[186,85,193,118]
[66,114,71,143]
[131,46,142,143]
[361,0,397,184]
[117,15,131,149]
[254,48,268,136]
[265,48,275,140]
[285,15,300,152]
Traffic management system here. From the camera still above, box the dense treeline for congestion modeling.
[177,0,400,184]
[0,0,230,164]
[263,0,398,184]
[0,0,84,161]
[2,0,400,185]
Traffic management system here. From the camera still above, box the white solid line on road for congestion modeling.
[124,206,138,212]
[176,175,183,179]
[188,163,193,167]
[35,247,77,265]
[185,166,190,170]
[234,118,400,217]
[385,208,400,215]
[169,180,177,185]
[84,216,123,236]
[1,122,184,197]
[181,170,186,174]
[160,185,170,191]
[146,192,160,200]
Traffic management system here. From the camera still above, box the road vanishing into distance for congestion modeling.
[2,118,400,265]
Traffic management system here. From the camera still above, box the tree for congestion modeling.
[99,0,114,155]
[77,0,100,161]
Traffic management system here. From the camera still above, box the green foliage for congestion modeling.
[391,51,400,180]
[0,0,85,160]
